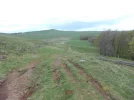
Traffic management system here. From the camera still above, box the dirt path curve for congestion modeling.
[0,60,40,100]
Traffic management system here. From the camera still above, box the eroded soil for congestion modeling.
[0,60,40,100]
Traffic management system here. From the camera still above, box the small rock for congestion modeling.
[79,60,86,63]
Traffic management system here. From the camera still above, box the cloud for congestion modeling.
[77,16,134,31]
[47,18,119,30]
[0,0,134,32]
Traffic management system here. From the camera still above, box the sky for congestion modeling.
[0,0,134,33]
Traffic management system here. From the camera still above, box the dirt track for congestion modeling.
[68,59,113,100]
[0,60,40,100]
[53,58,114,100]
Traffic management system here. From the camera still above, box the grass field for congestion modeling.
[67,40,98,53]
[27,43,134,100]
[12,29,100,40]
[0,30,134,100]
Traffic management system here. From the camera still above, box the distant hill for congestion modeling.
[11,29,100,40]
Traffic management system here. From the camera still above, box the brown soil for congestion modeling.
[0,60,40,100]
[65,90,72,95]
[52,69,60,82]
[53,59,75,95]
[53,59,77,83]
[68,59,112,100]
[54,59,61,67]
[61,63,77,83]
[0,80,8,100]
[52,59,61,83]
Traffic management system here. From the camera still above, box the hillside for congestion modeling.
[0,34,44,80]
[0,34,47,56]
[11,29,100,40]
[0,31,134,100]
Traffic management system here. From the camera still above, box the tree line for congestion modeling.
[93,30,134,60]
[80,30,134,60]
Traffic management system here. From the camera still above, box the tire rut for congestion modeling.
[0,80,8,100]
[52,68,60,83]
[52,59,61,84]
[61,63,77,83]
[68,59,113,100]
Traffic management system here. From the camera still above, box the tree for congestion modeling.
[80,35,89,40]
[94,30,134,60]
[88,36,96,44]
[97,30,117,56]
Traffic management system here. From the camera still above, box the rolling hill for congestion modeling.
[11,29,100,40]
[0,30,134,100]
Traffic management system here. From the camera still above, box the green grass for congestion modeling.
[66,40,98,54]
[67,40,91,46]
[65,53,134,100]
[62,61,104,100]
[28,47,73,100]
[0,34,44,80]
[28,46,104,100]
[63,60,85,81]
[27,47,59,99]
[0,54,40,79]
[1,30,134,100]
[12,29,100,40]
[28,37,134,100]
[70,46,98,53]
[0,34,39,55]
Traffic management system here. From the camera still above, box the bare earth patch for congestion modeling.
[52,59,61,83]
[0,60,40,100]
[52,69,60,82]
[54,59,61,67]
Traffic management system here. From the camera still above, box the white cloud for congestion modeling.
[0,0,134,32]
[78,17,134,31]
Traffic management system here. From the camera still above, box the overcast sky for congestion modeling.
[0,0,134,33]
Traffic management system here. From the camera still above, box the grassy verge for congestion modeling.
[66,52,134,100]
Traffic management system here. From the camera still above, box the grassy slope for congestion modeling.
[0,34,36,54]
[0,34,42,79]
[1,30,134,100]
[12,29,100,40]
[28,46,104,100]
[65,52,134,100]
[29,38,134,100]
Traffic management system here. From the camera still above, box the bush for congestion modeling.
[88,36,96,44]
[97,30,117,56]
[80,35,89,40]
